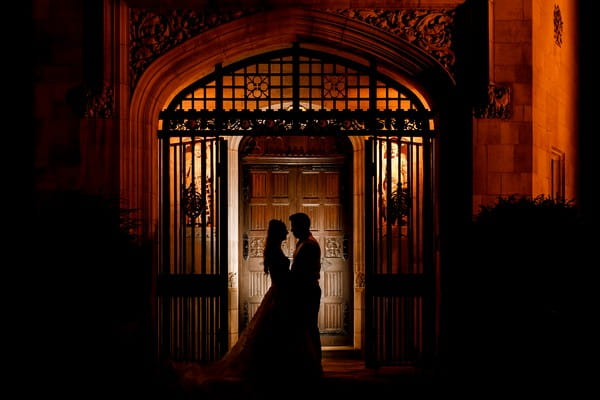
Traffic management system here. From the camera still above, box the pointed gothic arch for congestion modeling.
[124,8,456,365]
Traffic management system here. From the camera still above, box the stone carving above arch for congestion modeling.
[553,5,563,48]
[129,7,457,91]
[474,83,511,120]
[328,9,455,72]
[68,83,114,118]
[129,7,263,90]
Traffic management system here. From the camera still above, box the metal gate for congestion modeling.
[364,136,434,366]
[158,137,228,361]
[158,45,436,364]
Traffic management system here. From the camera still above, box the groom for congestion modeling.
[289,212,322,377]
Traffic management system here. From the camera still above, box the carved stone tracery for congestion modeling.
[329,9,456,72]
[355,271,365,288]
[129,8,262,89]
[129,7,456,90]
[553,5,563,48]
[474,83,511,120]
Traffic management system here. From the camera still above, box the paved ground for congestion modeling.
[160,349,441,400]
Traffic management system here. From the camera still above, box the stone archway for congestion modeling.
[125,6,454,356]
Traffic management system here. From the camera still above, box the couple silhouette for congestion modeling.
[185,213,322,392]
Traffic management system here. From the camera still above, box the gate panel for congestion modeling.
[158,138,228,361]
[365,136,434,366]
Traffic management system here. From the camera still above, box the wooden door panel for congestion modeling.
[323,204,342,230]
[272,171,290,198]
[249,205,268,231]
[251,172,268,197]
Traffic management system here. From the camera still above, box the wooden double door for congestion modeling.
[240,158,352,346]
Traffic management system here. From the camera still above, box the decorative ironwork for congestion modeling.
[160,110,432,137]
[474,83,511,119]
[182,183,205,221]
[355,271,365,288]
[329,9,456,72]
[160,48,434,136]
[129,7,262,89]
[246,75,269,98]
[323,75,346,98]
[553,5,563,47]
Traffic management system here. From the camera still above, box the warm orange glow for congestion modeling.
[532,0,578,200]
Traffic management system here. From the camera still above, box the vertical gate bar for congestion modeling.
[397,138,403,273]
[415,138,422,273]
[179,138,185,275]
[200,297,204,361]
[378,140,385,274]
[202,295,208,360]
[210,297,213,360]
[385,137,392,274]
[218,139,229,357]
[292,42,300,130]
[172,141,177,274]
[191,295,195,361]
[394,296,399,361]
[422,137,434,366]
[201,138,207,274]
[161,137,171,358]
[180,297,183,360]
[186,296,191,360]
[407,138,414,273]
[364,139,376,368]
[209,140,215,274]
[388,296,393,361]
[369,59,376,131]
[190,139,196,274]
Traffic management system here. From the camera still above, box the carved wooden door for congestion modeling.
[241,161,352,346]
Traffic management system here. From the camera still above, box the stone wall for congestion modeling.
[532,0,578,199]
[472,0,533,211]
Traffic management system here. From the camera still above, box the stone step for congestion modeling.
[322,346,362,359]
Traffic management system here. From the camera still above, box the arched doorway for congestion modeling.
[157,46,436,365]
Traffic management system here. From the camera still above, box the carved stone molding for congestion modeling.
[329,9,455,72]
[355,271,365,288]
[325,237,343,258]
[228,272,237,288]
[474,83,511,119]
[68,84,114,118]
[553,5,563,47]
[129,8,262,90]
[248,238,264,258]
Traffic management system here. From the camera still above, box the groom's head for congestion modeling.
[289,212,311,240]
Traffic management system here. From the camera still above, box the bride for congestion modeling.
[217,218,294,381]
[179,219,321,391]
